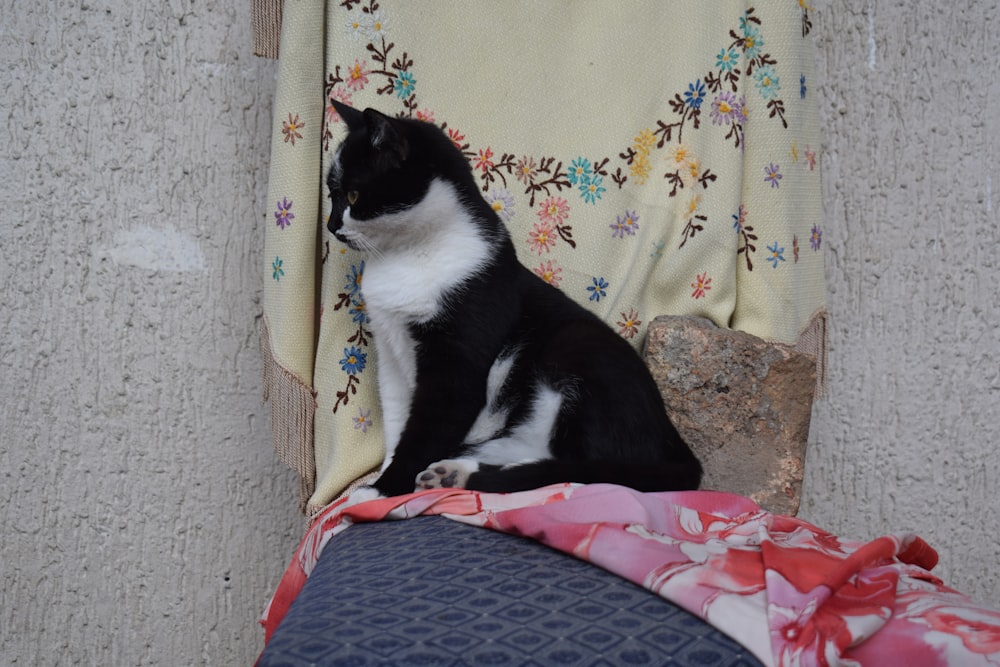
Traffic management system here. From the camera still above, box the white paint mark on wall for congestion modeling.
[103,225,207,272]
[867,0,877,71]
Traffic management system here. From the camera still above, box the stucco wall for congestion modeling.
[801,1,1000,605]
[1,1,998,664]
[0,1,302,664]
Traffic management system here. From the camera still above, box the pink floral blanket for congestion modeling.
[261,484,1000,666]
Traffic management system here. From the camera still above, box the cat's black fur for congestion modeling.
[327,101,702,497]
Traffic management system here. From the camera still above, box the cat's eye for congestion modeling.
[346,190,359,206]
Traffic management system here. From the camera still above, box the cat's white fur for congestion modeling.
[340,178,494,472]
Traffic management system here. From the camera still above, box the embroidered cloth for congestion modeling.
[261,1,826,510]
[261,485,1000,666]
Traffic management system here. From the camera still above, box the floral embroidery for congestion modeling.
[332,262,373,412]
[810,224,822,251]
[516,156,537,184]
[353,407,372,433]
[340,346,368,374]
[800,73,807,99]
[275,197,295,230]
[793,234,800,263]
[710,92,740,126]
[579,175,606,204]
[764,162,783,188]
[734,204,759,271]
[415,108,435,122]
[753,65,781,100]
[346,59,370,91]
[472,152,571,208]
[536,197,575,248]
[486,189,516,222]
[272,256,285,281]
[617,308,641,340]
[691,272,712,299]
[684,79,707,109]
[282,113,304,145]
[587,277,608,302]
[392,70,416,99]
[716,47,739,72]
[767,241,786,268]
[805,147,817,171]
[474,147,495,172]
[534,260,563,288]
[528,222,557,255]
[650,241,666,258]
[568,157,591,186]
[446,127,466,150]
[610,210,640,238]
[678,193,707,249]
[627,129,656,185]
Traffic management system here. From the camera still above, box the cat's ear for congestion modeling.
[363,108,410,168]
[332,100,365,132]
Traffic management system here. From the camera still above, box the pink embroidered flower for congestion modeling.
[533,260,562,287]
[528,223,557,255]
[415,108,435,123]
[447,127,466,149]
[516,156,537,184]
[537,196,570,227]
[345,59,370,91]
[282,113,304,145]
[617,309,641,339]
[327,87,353,124]
[691,272,712,299]
[475,147,495,172]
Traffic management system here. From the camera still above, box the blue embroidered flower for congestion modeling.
[742,24,764,61]
[753,65,781,100]
[568,157,592,186]
[393,71,416,99]
[349,298,369,325]
[345,261,364,297]
[684,79,707,109]
[340,345,368,374]
[766,242,786,268]
[580,175,606,204]
[272,256,284,281]
[800,73,807,99]
[587,277,609,302]
[716,48,739,73]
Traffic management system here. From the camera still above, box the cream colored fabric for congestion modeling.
[262,0,825,512]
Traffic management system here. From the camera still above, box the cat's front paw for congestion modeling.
[415,459,477,490]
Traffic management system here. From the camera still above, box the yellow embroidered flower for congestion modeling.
[629,154,652,185]
[633,128,656,154]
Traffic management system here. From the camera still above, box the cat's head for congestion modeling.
[327,102,486,252]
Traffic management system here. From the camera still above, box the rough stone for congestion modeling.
[644,316,816,515]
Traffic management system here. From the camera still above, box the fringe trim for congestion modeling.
[795,308,828,398]
[261,315,316,512]
[251,0,283,58]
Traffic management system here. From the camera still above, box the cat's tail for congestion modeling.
[465,458,703,494]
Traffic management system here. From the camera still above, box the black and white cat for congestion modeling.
[327,101,702,498]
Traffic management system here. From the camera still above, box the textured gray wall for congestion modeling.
[2,1,998,664]
[0,1,302,664]
[801,1,1000,605]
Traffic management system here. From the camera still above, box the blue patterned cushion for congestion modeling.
[259,517,762,666]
